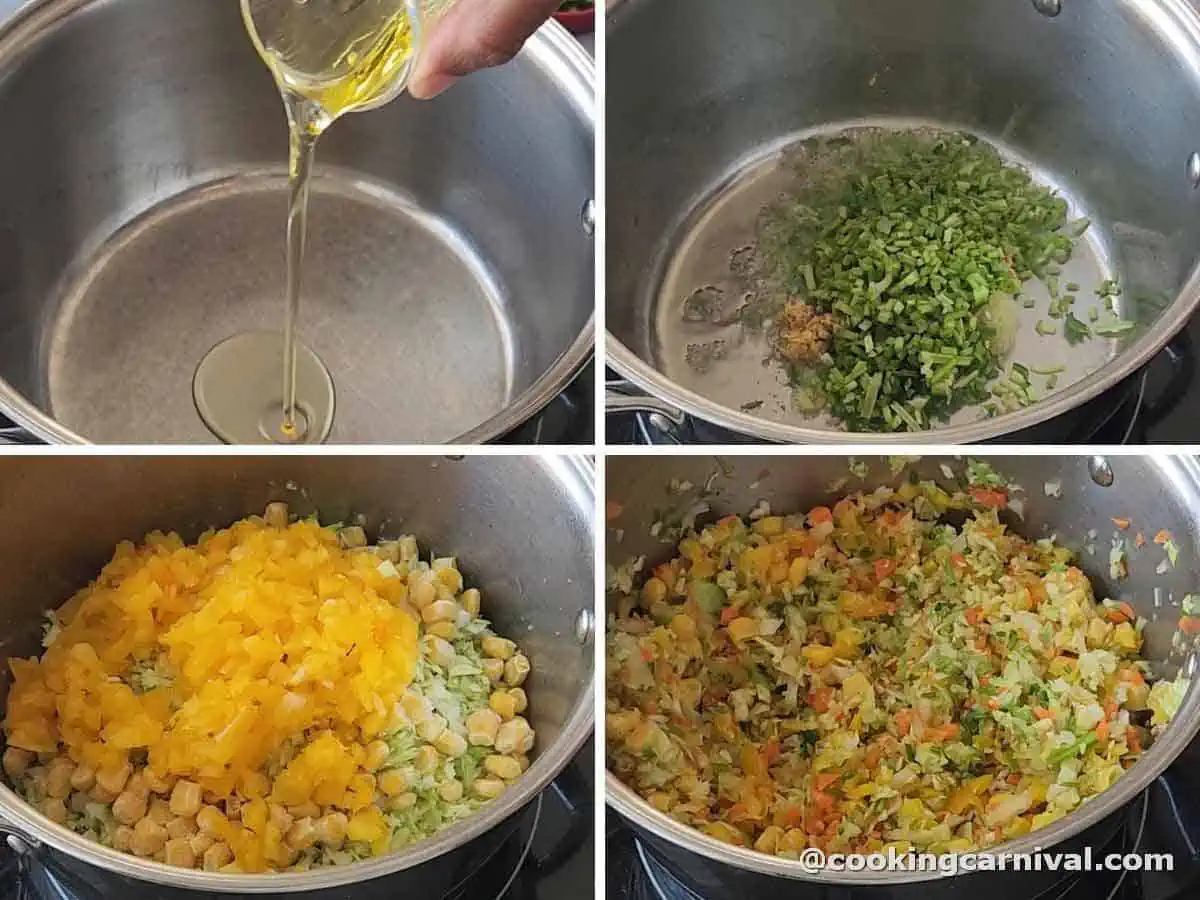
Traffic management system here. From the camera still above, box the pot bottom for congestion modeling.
[642,117,1124,437]
[40,169,517,444]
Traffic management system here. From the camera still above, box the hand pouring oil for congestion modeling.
[193,0,425,444]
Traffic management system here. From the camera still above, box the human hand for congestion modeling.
[409,0,563,99]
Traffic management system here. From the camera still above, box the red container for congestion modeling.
[553,7,594,34]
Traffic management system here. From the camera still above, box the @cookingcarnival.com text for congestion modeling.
[799,846,1175,876]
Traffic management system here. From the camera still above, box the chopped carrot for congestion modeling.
[987,698,1001,710]
[1096,720,1110,742]
[965,607,983,626]
[1105,608,1130,624]
[1112,517,1131,530]
[874,558,897,581]
[808,506,833,525]
[813,772,839,791]
[807,687,833,713]
[763,739,781,764]
[720,606,739,626]
[813,791,835,812]
[864,743,884,769]
[1154,530,1172,545]
[1104,699,1118,719]
[950,553,969,573]
[1119,602,1136,621]
[1007,773,1021,786]
[1181,616,1200,636]
[1034,707,1053,720]
[895,708,914,736]
[928,723,960,742]
[969,486,1008,509]
[774,805,804,828]
[639,645,654,662]
[1119,666,1146,686]
[1135,533,1146,548]
[606,501,624,521]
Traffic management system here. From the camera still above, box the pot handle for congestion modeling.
[606,379,688,443]
[1137,331,1194,430]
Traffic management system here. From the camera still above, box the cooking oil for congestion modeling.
[193,0,428,444]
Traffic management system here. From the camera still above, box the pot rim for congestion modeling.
[0,0,595,446]
[605,454,1200,883]
[605,0,1200,444]
[0,455,596,891]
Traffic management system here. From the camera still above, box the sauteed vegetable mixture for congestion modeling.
[606,476,1186,856]
[3,507,535,872]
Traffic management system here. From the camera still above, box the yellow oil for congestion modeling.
[222,0,423,441]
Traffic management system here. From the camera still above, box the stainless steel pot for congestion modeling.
[606,454,1200,888]
[0,0,594,444]
[0,455,594,893]
[606,0,1200,443]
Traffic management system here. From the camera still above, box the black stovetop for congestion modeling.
[1,740,593,900]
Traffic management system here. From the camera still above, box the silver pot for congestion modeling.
[606,454,1200,887]
[606,0,1200,443]
[0,454,594,893]
[0,0,594,444]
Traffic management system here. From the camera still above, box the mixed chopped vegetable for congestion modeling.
[752,129,1133,432]
[3,506,534,873]
[606,478,1186,858]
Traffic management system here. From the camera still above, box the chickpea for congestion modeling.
[503,654,530,687]
[424,636,456,669]
[482,658,505,682]
[144,770,175,795]
[164,838,196,869]
[460,588,481,616]
[509,688,528,715]
[414,745,440,774]
[69,764,96,793]
[113,825,135,852]
[95,762,131,796]
[2,747,32,778]
[169,780,202,818]
[427,621,458,641]
[41,797,68,825]
[417,714,447,743]
[264,502,289,529]
[314,812,348,847]
[69,791,90,815]
[338,526,367,549]
[377,769,408,797]
[438,781,464,803]
[484,755,522,781]
[124,771,148,799]
[481,636,516,661]
[131,817,167,857]
[410,578,437,610]
[167,816,198,840]
[363,740,391,772]
[45,758,75,799]
[286,817,316,850]
[473,778,507,800]
[434,730,467,759]
[113,789,149,826]
[386,792,417,812]
[489,691,518,721]
[422,600,460,625]
[515,754,531,773]
[202,842,232,872]
[189,833,214,856]
[495,717,532,755]
[467,708,502,746]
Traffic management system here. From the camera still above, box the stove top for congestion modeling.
[1,740,593,900]
[607,770,1200,900]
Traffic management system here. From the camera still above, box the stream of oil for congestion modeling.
[193,0,422,444]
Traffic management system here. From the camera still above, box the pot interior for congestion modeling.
[0,455,594,886]
[607,0,1200,436]
[0,0,594,444]
[605,454,1200,880]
